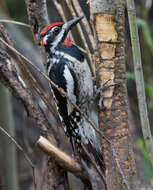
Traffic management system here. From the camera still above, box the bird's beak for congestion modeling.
[63,16,84,32]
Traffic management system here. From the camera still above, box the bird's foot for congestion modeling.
[96,79,117,109]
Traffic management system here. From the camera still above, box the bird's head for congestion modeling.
[40,16,83,51]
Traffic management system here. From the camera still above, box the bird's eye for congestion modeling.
[53,27,60,34]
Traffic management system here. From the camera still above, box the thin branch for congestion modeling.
[52,0,75,43]
[65,0,95,76]
[71,0,95,50]
[0,126,34,167]
[0,47,51,133]
[112,145,130,190]
[71,43,87,54]
[126,0,153,166]
[53,0,67,22]
[0,126,37,190]
[37,136,90,181]
[81,143,106,183]
[52,1,87,53]
[0,19,30,27]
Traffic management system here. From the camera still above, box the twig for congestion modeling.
[0,19,30,27]
[53,0,67,22]
[71,0,95,50]
[65,0,95,76]
[52,1,87,53]
[37,136,89,181]
[0,126,37,190]
[0,47,50,132]
[52,0,75,43]
[112,145,130,190]
[126,0,153,166]
[72,43,87,54]
[81,143,106,183]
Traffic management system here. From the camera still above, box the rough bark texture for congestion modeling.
[44,158,69,190]
[90,1,138,189]
[25,0,49,39]
[0,50,49,133]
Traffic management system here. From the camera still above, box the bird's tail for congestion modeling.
[87,141,105,173]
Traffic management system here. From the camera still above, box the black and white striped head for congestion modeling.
[40,16,83,51]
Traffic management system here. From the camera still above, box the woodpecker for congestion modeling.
[40,16,104,171]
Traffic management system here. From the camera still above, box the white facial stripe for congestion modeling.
[43,23,69,49]
[51,23,69,50]
[63,65,76,115]
[51,28,65,50]
[43,34,49,45]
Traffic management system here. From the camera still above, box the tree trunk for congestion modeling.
[90,1,138,189]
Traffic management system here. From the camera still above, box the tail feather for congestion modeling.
[87,141,105,173]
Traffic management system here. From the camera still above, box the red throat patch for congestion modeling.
[61,38,72,47]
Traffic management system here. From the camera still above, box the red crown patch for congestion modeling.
[40,22,63,36]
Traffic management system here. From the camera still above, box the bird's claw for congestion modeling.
[96,79,117,109]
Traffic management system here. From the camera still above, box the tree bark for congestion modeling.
[90,0,138,189]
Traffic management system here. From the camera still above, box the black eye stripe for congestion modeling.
[52,26,61,34]
[40,26,62,39]
[53,26,59,30]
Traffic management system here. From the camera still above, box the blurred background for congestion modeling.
[0,0,153,189]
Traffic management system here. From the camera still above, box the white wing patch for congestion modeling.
[63,65,76,115]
